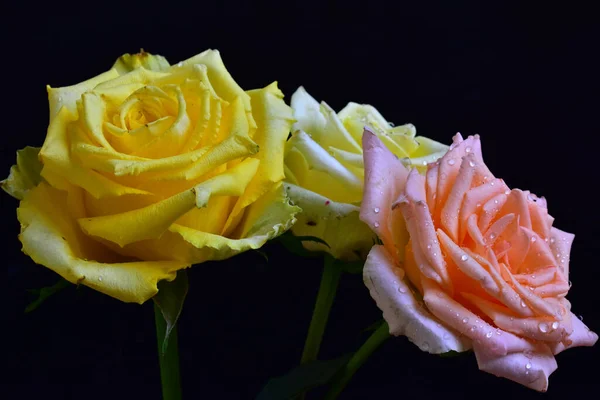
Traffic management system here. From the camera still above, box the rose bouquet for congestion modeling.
[4,49,596,399]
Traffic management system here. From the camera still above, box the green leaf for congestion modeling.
[2,146,43,200]
[153,270,189,355]
[256,355,352,400]
[276,232,331,258]
[439,349,471,358]
[25,278,71,313]
[360,319,385,334]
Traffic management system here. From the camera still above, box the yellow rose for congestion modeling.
[2,50,300,304]
[284,87,449,260]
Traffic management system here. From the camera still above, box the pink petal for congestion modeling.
[360,129,409,260]
[440,153,476,242]
[478,192,508,232]
[550,312,599,354]
[394,197,442,284]
[425,162,439,215]
[363,245,471,353]
[473,341,558,392]
[422,278,534,356]
[549,227,574,279]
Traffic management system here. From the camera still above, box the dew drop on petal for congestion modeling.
[551,321,559,330]
[98,276,103,282]
[427,244,432,249]
[526,362,532,370]
[469,161,476,167]
[538,323,549,333]
[521,299,527,308]
[486,331,493,338]
[550,238,555,244]
[470,325,477,332]
[447,158,456,166]
[462,317,469,324]
[398,286,407,293]
[465,146,472,153]
[489,232,497,240]
[531,236,537,243]
[374,222,380,228]
[461,254,468,261]
[422,342,430,351]
[374,207,380,213]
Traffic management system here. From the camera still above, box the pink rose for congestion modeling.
[360,129,597,391]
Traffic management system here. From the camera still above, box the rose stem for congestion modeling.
[154,303,183,400]
[323,321,390,400]
[298,255,342,398]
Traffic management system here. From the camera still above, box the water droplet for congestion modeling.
[496,329,502,335]
[530,236,537,243]
[476,202,482,208]
[422,341,430,351]
[433,252,437,257]
[98,276,103,282]
[504,189,510,195]
[489,232,497,240]
[531,275,536,279]
[544,238,549,242]
[526,362,532,370]
[510,317,514,321]
[433,239,438,244]
[177,61,184,67]
[521,300,527,308]
[465,146,472,153]
[551,321,559,330]
[494,199,499,204]
[568,280,572,288]
[461,254,468,261]
[490,181,495,186]
[389,122,395,127]
[462,317,469,324]
[398,286,407,293]
[427,244,431,249]
[469,161,476,167]
[422,161,428,166]
[443,332,450,339]
[374,207,380,213]
[486,331,493,338]
[374,222,380,228]
[470,325,477,332]
[550,238,555,244]
[483,176,489,181]
[58,96,63,102]
[578,315,584,322]
[525,371,530,375]
[538,323,549,333]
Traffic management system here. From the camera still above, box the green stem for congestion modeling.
[154,302,182,400]
[324,321,391,400]
[300,256,342,365]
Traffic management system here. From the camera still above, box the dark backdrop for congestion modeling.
[4,1,599,399]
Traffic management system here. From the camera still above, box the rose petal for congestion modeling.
[360,130,410,261]
[364,245,471,354]
[550,312,599,354]
[473,341,557,392]
[440,153,476,242]
[549,227,574,279]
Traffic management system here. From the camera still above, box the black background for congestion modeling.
[4,1,599,399]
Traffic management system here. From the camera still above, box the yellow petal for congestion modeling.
[18,182,187,304]
[1,146,43,200]
[40,107,152,198]
[112,51,170,74]
[222,82,294,235]
[177,50,255,128]
[285,183,376,261]
[78,158,260,247]
[47,68,120,123]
